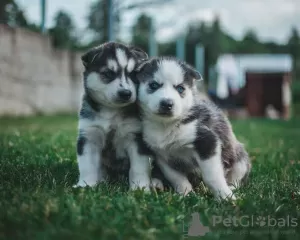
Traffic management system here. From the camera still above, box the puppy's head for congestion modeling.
[135,57,202,122]
[81,42,148,108]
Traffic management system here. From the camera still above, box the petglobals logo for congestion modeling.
[212,215,298,228]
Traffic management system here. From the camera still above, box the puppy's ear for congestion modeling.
[131,60,152,84]
[186,65,203,82]
[81,46,104,68]
[135,59,150,72]
[129,46,148,61]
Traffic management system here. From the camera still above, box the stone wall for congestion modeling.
[0,24,84,116]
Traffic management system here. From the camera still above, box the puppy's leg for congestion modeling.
[156,160,193,196]
[195,129,235,200]
[74,128,105,187]
[226,144,251,190]
[127,141,151,190]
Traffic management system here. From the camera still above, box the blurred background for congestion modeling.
[1,0,300,120]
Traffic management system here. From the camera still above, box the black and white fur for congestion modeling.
[74,42,154,190]
[135,57,251,200]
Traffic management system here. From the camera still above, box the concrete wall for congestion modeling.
[0,24,84,116]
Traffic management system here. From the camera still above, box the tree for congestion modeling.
[287,27,300,60]
[287,27,300,78]
[208,16,223,65]
[236,29,270,54]
[48,10,77,49]
[86,0,172,45]
[183,18,225,80]
[87,0,120,44]
[0,0,28,27]
[131,13,152,52]
[0,0,13,24]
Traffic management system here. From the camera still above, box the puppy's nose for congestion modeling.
[118,89,132,100]
[159,99,174,111]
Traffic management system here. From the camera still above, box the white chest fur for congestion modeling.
[143,120,197,158]
[79,107,142,158]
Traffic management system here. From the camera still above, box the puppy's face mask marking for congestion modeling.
[135,58,202,121]
[81,42,148,108]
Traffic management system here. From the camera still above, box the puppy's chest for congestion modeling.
[98,110,141,165]
[94,110,140,136]
[144,124,195,157]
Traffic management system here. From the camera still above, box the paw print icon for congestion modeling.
[188,212,210,237]
[255,216,266,227]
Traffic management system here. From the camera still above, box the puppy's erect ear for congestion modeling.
[129,46,148,61]
[131,59,152,84]
[81,46,104,68]
[135,59,150,72]
[186,65,203,82]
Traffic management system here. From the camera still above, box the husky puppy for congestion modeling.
[74,42,154,190]
[135,57,251,200]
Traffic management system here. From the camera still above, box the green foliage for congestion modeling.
[131,14,152,53]
[87,0,120,44]
[0,0,28,27]
[234,30,271,54]
[87,0,109,43]
[48,10,77,49]
[287,27,300,77]
[2,1,300,79]
[287,27,300,60]
[0,116,300,239]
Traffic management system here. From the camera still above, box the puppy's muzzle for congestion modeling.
[117,89,132,102]
[158,99,174,116]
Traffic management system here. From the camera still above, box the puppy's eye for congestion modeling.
[149,82,161,90]
[175,85,185,94]
[101,70,116,78]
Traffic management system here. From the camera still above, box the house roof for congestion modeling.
[235,54,293,73]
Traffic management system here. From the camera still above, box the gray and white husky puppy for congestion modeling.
[134,57,251,200]
[74,42,154,190]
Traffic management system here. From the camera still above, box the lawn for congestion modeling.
[0,115,300,240]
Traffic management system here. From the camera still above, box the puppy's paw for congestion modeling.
[73,177,105,188]
[129,181,151,192]
[228,182,241,191]
[175,181,193,196]
[73,181,95,188]
[129,172,151,192]
[150,178,164,191]
[215,188,236,202]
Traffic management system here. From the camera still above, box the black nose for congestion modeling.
[159,99,174,111]
[118,89,132,101]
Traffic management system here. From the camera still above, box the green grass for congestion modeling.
[0,115,300,240]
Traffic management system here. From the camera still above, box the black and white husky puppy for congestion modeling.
[135,57,251,200]
[74,42,154,190]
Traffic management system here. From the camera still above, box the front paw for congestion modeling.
[150,178,164,191]
[175,181,193,196]
[129,176,151,191]
[73,177,105,188]
[129,181,151,191]
[129,171,151,191]
[215,188,236,201]
[73,180,97,188]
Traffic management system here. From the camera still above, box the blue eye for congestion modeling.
[176,85,185,94]
[149,82,160,90]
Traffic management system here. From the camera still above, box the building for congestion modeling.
[208,54,293,120]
